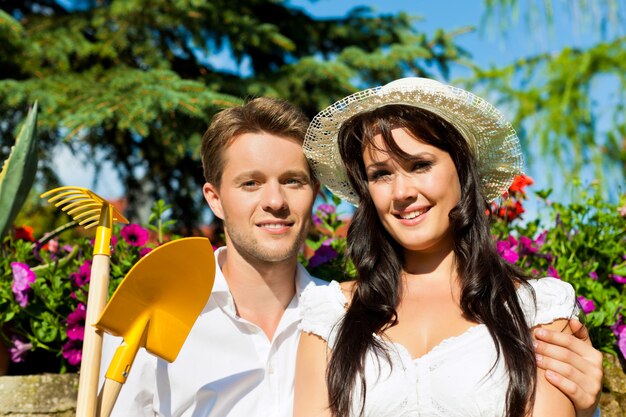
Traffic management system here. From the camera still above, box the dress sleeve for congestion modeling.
[299,280,348,346]
[517,277,581,327]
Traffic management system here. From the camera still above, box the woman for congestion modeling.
[294,78,580,417]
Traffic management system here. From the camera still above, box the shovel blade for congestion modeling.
[95,237,215,362]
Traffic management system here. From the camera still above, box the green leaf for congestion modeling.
[31,311,59,343]
[0,102,39,238]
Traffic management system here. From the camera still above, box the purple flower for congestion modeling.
[317,204,336,215]
[312,213,322,226]
[9,335,32,363]
[611,274,626,284]
[614,322,626,359]
[534,230,548,247]
[66,303,86,341]
[519,236,537,255]
[139,247,153,258]
[120,224,149,247]
[547,265,560,279]
[308,244,339,268]
[62,339,82,366]
[577,296,596,314]
[11,262,36,307]
[496,240,518,264]
[588,271,598,280]
[71,260,92,287]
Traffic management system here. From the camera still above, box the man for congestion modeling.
[100,97,602,416]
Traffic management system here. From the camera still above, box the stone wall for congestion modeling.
[0,373,78,417]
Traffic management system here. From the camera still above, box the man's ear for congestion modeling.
[203,182,224,220]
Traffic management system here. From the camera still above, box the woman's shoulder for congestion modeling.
[299,280,350,343]
[517,277,580,327]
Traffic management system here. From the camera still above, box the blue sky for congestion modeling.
[53,0,623,220]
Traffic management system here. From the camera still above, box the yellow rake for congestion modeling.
[41,186,128,417]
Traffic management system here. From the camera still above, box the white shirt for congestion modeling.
[300,278,580,417]
[99,246,324,417]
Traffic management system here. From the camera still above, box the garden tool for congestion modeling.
[96,237,215,417]
[40,186,128,417]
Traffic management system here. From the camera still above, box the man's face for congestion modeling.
[204,132,318,264]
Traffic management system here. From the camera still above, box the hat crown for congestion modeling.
[304,78,524,206]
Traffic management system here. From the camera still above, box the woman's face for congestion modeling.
[362,127,461,255]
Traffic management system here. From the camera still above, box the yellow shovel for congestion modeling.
[95,237,216,417]
[41,186,128,417]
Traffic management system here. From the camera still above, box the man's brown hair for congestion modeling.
[201,97,310,186]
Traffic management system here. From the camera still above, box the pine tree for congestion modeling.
[0,0,467,227]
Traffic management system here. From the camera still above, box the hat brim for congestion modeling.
[304,77,524,205]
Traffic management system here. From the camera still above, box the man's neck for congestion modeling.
[221,249,298,341]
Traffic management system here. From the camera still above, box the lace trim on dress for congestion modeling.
[518,278,580,327]
[298,280,347,344]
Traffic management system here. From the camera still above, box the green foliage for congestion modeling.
[0,102,38,239]
[147,199,178,244]
[466,38,626,186]
[0,1,467,228]
[0,201,174,374]
[300,190,355,282]
[491,180,626,358]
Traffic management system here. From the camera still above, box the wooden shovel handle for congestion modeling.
[97,378,123,417]
[76,254,110,417]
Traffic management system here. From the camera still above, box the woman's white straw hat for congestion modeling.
[303,77,524,205]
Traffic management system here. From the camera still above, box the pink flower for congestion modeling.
[547,265,560,279]
[577,296,596,314]
[62,339,82,366]
[533,230,548,247]
[496,240,518,264]
[66,303,86,341]
[588,271,598,280]
[71,260,92,287]
[616,325,626,359]
[120,224,149,247]
[519,236,537,255]
[611,274,626,284]
[9,335,32,363]
[11,262,36,307]
[619,205,626,217]
[139,247,153,258]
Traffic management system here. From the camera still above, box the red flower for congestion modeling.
[14,225,35,242]
[509,175,534,194]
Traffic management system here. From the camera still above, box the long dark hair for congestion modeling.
[327,105,536,417]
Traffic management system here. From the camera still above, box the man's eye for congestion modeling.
[241,181,258,188]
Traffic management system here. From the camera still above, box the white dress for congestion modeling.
[299,278,579,417]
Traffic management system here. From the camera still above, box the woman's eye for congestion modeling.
[413,161,433,172]
[369,171,392,182]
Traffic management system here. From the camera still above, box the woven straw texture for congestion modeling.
[303,77,523,205]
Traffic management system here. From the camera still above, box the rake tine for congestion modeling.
[78,214,100,227]
[65,201,101,214]
[73,208,101,221]
[40,186,85,199]
[53,195,91,208]
[45,190,86,203]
